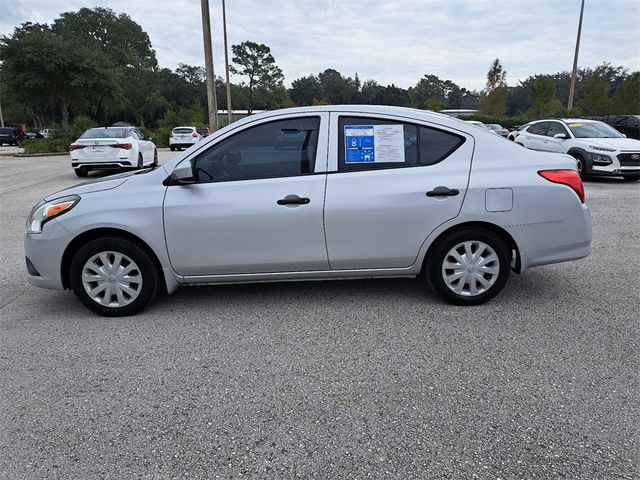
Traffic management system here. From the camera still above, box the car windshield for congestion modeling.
[487,124,502,130]
[566,121,624,138]
[80,128,128,139]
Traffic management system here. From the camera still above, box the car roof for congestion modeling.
[173,126,196,129]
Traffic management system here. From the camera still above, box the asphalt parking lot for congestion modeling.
[1,150,638,479]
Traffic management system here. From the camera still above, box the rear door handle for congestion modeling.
[426,186,460,197]
[277,195,310,206]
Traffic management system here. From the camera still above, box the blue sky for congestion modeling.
[1,0,639,90]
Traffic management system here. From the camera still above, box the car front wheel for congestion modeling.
[69,237,160,316]
[426,228,511,306]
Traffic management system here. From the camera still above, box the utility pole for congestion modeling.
[0,96,4,127]
[201,0,219,131]
[568,0,585,111]
[222,0,233,125]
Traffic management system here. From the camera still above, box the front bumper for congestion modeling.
[24,220,72,290]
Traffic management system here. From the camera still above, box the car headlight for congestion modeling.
[588,152,613,165]
[588,145,616,152]
[26,195,80,234]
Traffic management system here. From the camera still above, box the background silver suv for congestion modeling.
[25,106,592,316]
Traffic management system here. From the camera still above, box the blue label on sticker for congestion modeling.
[345,125,375,163]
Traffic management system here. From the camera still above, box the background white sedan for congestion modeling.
[70,127,157,177]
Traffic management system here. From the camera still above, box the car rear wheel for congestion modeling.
[152,149,158,167]
[137,153,143,169]
[74,168,88,177]
[69,237,160,316]
[622,173,640,181]
[426,228,511,306]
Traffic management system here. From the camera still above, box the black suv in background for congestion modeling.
[588,115,640,140]
[0,127,25,146]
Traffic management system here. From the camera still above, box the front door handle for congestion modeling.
[426,186,460,197]
[277,195,310,206]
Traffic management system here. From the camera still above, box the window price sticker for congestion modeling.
[345,124,405,163]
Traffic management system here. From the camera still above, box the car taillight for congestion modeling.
[69,144,85,151]
[116,143,133,150]
[538,170,585,203]
[170,132,174,137]
[192,132,198,138]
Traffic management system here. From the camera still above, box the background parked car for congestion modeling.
[587,115,640,140]
[169,126,202,151]
[0,127,25,146]
[196,127,210,138]
[507,123,531,142]
[39,128,53,138]
[24,130,45,140]
[69,126,157,177]
[465,120,499,134]
[486,124,510,137]
[514,118,640,181]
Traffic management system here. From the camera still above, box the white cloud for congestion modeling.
[2,0,639,90]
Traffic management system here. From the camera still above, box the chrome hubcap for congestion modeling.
[442,241,500,297]
[81,251,143,308]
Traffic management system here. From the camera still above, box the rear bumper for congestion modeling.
[72,161,132,170]
[511,203,592,271]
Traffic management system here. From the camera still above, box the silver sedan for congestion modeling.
[24,106,592,316]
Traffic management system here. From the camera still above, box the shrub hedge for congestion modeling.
[23,138,73,154]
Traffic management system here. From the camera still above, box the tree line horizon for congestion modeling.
[1,7,638,132]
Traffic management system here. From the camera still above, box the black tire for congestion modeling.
[170,146,175,151]
[69,236,160,316]
[152,149,158,167]
[137,153,143,169]
[622,173,640,182]
[571,154,589,181]
[426,228,511,306]
[74,168,88,177]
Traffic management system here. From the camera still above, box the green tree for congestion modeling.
[576,75,611,115]
[230,41,284,113]
[480,59,507,115]
[528,76,563,117]
[52,7,156,69]
[409,74,459,109]
[425,97,443,111]
[316,69,359,104]
[611,72,640,114]
[486,58,507,90]
[289,75,323,106]
[0,22,120,127]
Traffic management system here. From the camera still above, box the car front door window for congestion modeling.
[193,117,320,182]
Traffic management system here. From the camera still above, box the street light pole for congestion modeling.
[568,0,585,111]
[0,96,4,128]
[201,0,219,132]
[222,0,233,125]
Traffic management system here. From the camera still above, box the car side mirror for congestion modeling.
[169,161,195,185]
[623,134,627,138]
[554,133,568,140]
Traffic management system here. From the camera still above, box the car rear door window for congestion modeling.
[527,122,549,136]
[193,117,320,182]
[338,117,463,171]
